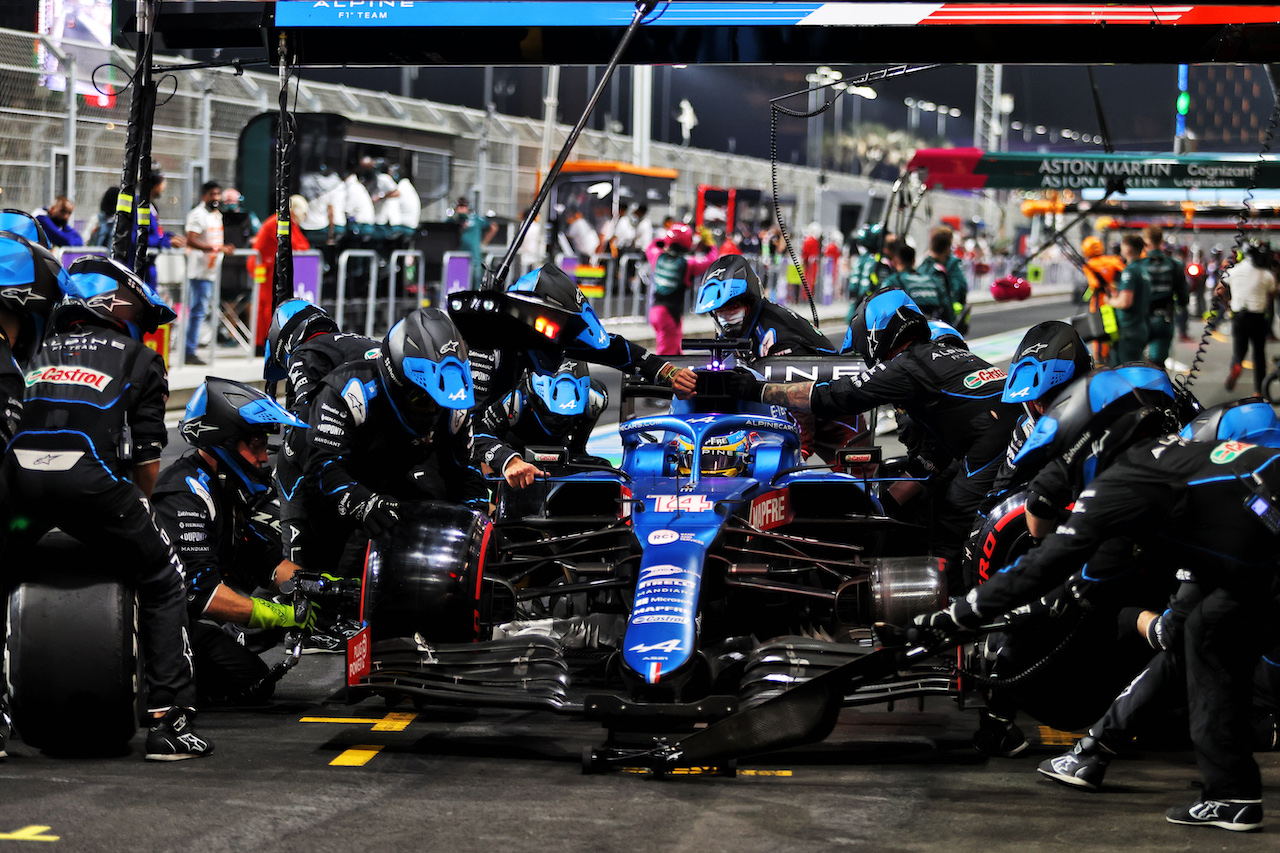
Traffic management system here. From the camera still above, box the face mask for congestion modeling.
[714,305,748,333]
[205,200,220,212]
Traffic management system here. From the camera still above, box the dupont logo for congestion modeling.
[346,626,371,686]
[24,366,112,390]
[963,367,1007,389]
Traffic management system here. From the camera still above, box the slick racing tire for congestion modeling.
[5,534,140,753]
[362,501,492,643]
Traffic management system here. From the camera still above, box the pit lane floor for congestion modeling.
[2,653,1277,853]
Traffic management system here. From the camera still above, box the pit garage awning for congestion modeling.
[150,1,1280,65]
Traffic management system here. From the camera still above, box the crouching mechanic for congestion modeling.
[693,255,860,462]
[722,288,1019,594]
[468,263,696,488]
[152,378,312,704]
[305,308,487,576]
[263,299,377,567]
[0,257,210,760]
[476,358,607,459]
[915,370,1280,831]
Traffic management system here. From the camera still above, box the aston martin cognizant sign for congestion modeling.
[908,149,1280,192]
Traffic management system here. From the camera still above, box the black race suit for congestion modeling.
[153,451,283,702]
[0,326,196,711]
[469,334,671,477]
[304,361,488,575]
[810,339,1019,591]
[0,334,22,448]
[277,332,378,566]
[745,300,860,461]
[956,437,1280,802]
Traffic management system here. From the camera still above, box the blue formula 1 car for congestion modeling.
[340,348,953,754]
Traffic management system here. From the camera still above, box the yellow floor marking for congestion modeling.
[299,711,418,732]
[1038,726,1084,747]
[0,825,60,841]
[1211,331,1229,343]
[739,769,793,777]
[1243,359,1255,370]
[329,745,384,767]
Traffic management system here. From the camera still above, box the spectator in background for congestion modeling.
[453,196,498,288]
[517,206,545,276]
[135,168,187,290]
[251,195,311,354]
[800,222,822,303]
[647,223,717,355]
[1222,243,1277,395]
[389,164,420,242]
[561,210,598,263]
[299,164,346,246]
[87,187,118,248]
[921,226,969,321]
[34,196,83,247]
[184,181,234,366]
[633,205,654,255]
[217,188,259,330]
[358,156,399,240]
[1112,233,1151,364]
[1080,235,1125,365]
[343,169,376,241]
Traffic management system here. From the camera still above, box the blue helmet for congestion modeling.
[528,359,592,418]
[693,255,763,337]
[57,256,176,339]
[1014,368,1169,489]
[379,308,474,430]
[928,320,966,348]
[508,263,609,353]
[843,287,928,364]
[0,210,49,249]
[182,377,308,491]
[264,298,339,381]
[1002,321,1091,405]
[0,231,71,361]
[1181,399,1280,447]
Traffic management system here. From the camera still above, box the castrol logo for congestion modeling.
[24,366,112,390]
[963,367,1007,389]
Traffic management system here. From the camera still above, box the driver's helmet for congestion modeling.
[182,377,308,493]
[264,298,339,381]
[657,223,694,252]
[928,320,966,348]
[55,256,176,340]
[378,308,475,429]
[854,222,884,253]
[507,263,610,359]
[0,210,50,249]
[1013,368,1170,489]
[0,230,71,360]
[1002,321,1092,407]
[842,287,928,365]
[693,255,764,337]
[991,275,1031,302]
[1181,398,1280,447]
[528,359,592,418]
[673,429,756,478]
[1082,236,1104,258]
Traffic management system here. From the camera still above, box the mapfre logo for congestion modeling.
[24,366,112,390]
[963,367,1007,389]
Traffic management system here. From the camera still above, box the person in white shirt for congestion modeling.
[633,205,654,255]
[517,206,545,275]
[344,172,375,237]
[1220,243,1279,394]
[299,166,346,245]
[184,181,233,365]
[390,166,420,241]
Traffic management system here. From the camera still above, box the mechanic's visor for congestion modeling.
[694,274,749,315]
[0,236,36,288]
[237,394,309,431]
[0,211,44,246]
[1002,356,1079,404]
[66,270,178,328]
[529,369,590,416]
[1013,413,1058,467]
[401,354,475,409]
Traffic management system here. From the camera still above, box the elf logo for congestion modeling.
[963,367,1007,389]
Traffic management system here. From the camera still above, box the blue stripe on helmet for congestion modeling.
[840,325,854,355]
[1013,413,1059,465]
[1087,371,1138,413]
[1002,356,1079,404]
[694,275,749,315]
[865,289,920,332]
[65,271,119,300]
[239,396,308,429]
[402,354,475,409]
[0,239,36,286]
[0,212,41,244]
[184,382,208,423]
[576,300,610,350]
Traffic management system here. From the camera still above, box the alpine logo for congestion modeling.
[639,564,683,579]
[0,286,45,305]
[963,367,1007,389]
[448,386,468,401]
[628,639,682,654]
[24,365,112,390]
[1006,386,1031,399]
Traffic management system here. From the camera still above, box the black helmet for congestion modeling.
[264,298,339,381]
[507,263,610,354]
[1002,321,1092,406]
[854,222,884,253]
[0,210,50,249]
[1180,398,1280,447]
[378,308,474,429]
[56,256,176,339]
[842,287,928,365]
[1013,368,1170,490]
[182,377,307,492]
[0,231,71,361]
[693,255,764,337]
